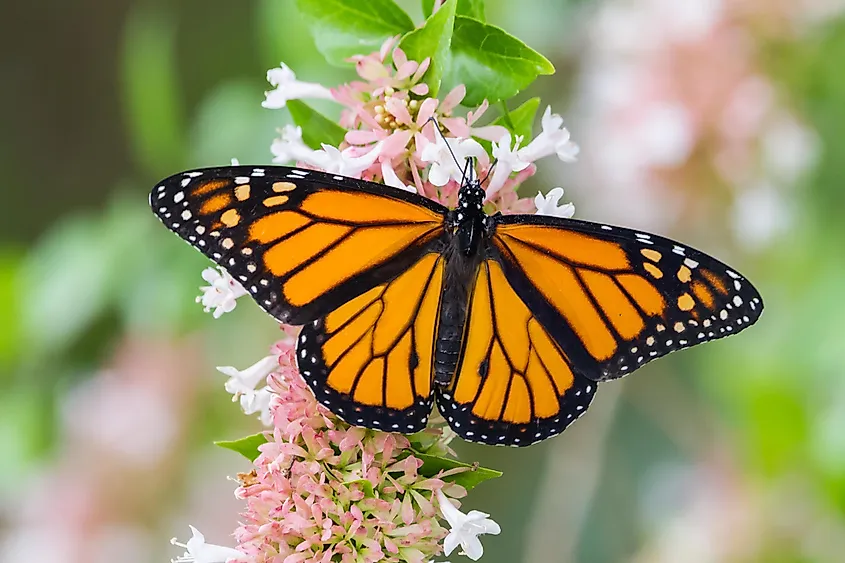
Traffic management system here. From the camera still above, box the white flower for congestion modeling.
[487,132,531,197]
[303,142,383,179]
[171,525,243,563]
[270,124,315,164]
[534,187,576,218]
[382,161,416,193]
[239,387,274,425]
[217,355,278,425]
[262,63,333,109]
[420,136,486,186]
[217,355,278,396]
[518,106,580,163]
[196,267,248,318]
[437,489,501,561]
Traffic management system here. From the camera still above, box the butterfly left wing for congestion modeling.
[296,251,446,432]
[489,214,764,381]
[150,166,447,324]
[436,259,597,446]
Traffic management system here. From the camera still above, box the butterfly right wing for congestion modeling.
[296,252,446,432]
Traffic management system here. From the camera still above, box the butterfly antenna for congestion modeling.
[426,116,467,183]
[480,158,498,186]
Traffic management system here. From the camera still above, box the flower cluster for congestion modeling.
[265,36,578,213]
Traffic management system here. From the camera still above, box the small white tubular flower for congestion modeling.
[518,106,580,163]
[304,142,383,179]
[196,267,248,318]
[270,125,315,164]
[171,525,243,563]
[217,355,279,396]
[262,63,333,109]
[487,132,531,197]
[421,137,486,186]
[534,187,576,218]
[239,387,274,425]
[437,489,501,561]
[382,160,416,193]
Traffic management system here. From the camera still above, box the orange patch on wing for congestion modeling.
[497,227,630,270]
[472,344,510,420]
[220,209,240,227]
[691,280,715,309]
[503,239,617,361]
[701,270,729,294]
[283,224,437,307]
[524,348,559,418]
[385,333,415,410]
[372,255,438,355]
[412,258,442,400]
[263,223,352,277]
[234,184,251,201]
[199,193,233,215]
[324,287,381,334]
[641,249,662,262]
[528,320,574,395]
[263,195,289,207]
[300,190,442,224]
[677,265,692,283]
[488,264,530,370]
[192,178,229,196]
[249,211,311,244]
[581,270,644,340]
[677,293,695,311]
[454,266,493,404]
[617,274,665,317]
[502,376,531,424]
[322,300,382,367]
[272,182,297,193]
[352,359,385,407]
[643,262,663,279]
[326,338,370,394]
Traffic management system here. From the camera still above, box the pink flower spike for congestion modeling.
[379,35,400,62]
[440,117,470,139]
[346,129,385,146]
[395,60,419,81]
[381,129,414,160]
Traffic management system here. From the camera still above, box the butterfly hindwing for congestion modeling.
[437,259,597,446]
[296,252,446,432]
[150,166,447,324]
[490,214,764,381]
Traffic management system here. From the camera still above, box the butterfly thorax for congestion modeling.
[451,179,487,257]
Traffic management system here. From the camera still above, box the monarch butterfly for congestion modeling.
[150,164,763,446]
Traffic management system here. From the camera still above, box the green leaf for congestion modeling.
[287,100,347,149]
[422,0,485,20]
[415,453,502,490]
[215,432,268,462]
[494,97,541,140]
[399,0,457,97]
[446,16,554,106]
[295,0,414,66]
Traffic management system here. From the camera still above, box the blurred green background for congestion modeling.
[3,0,845,561]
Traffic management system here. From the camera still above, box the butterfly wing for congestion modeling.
[435,258,597,446]
[150,166,447,324]
[296,251,445,432]
[489,214,764,381]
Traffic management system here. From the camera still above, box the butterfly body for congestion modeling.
[151,165,763,446]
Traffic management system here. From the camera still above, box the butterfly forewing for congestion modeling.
[490,215,764,381]
[150,166,447,324]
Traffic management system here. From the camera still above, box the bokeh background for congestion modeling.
[3,0,845,561]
